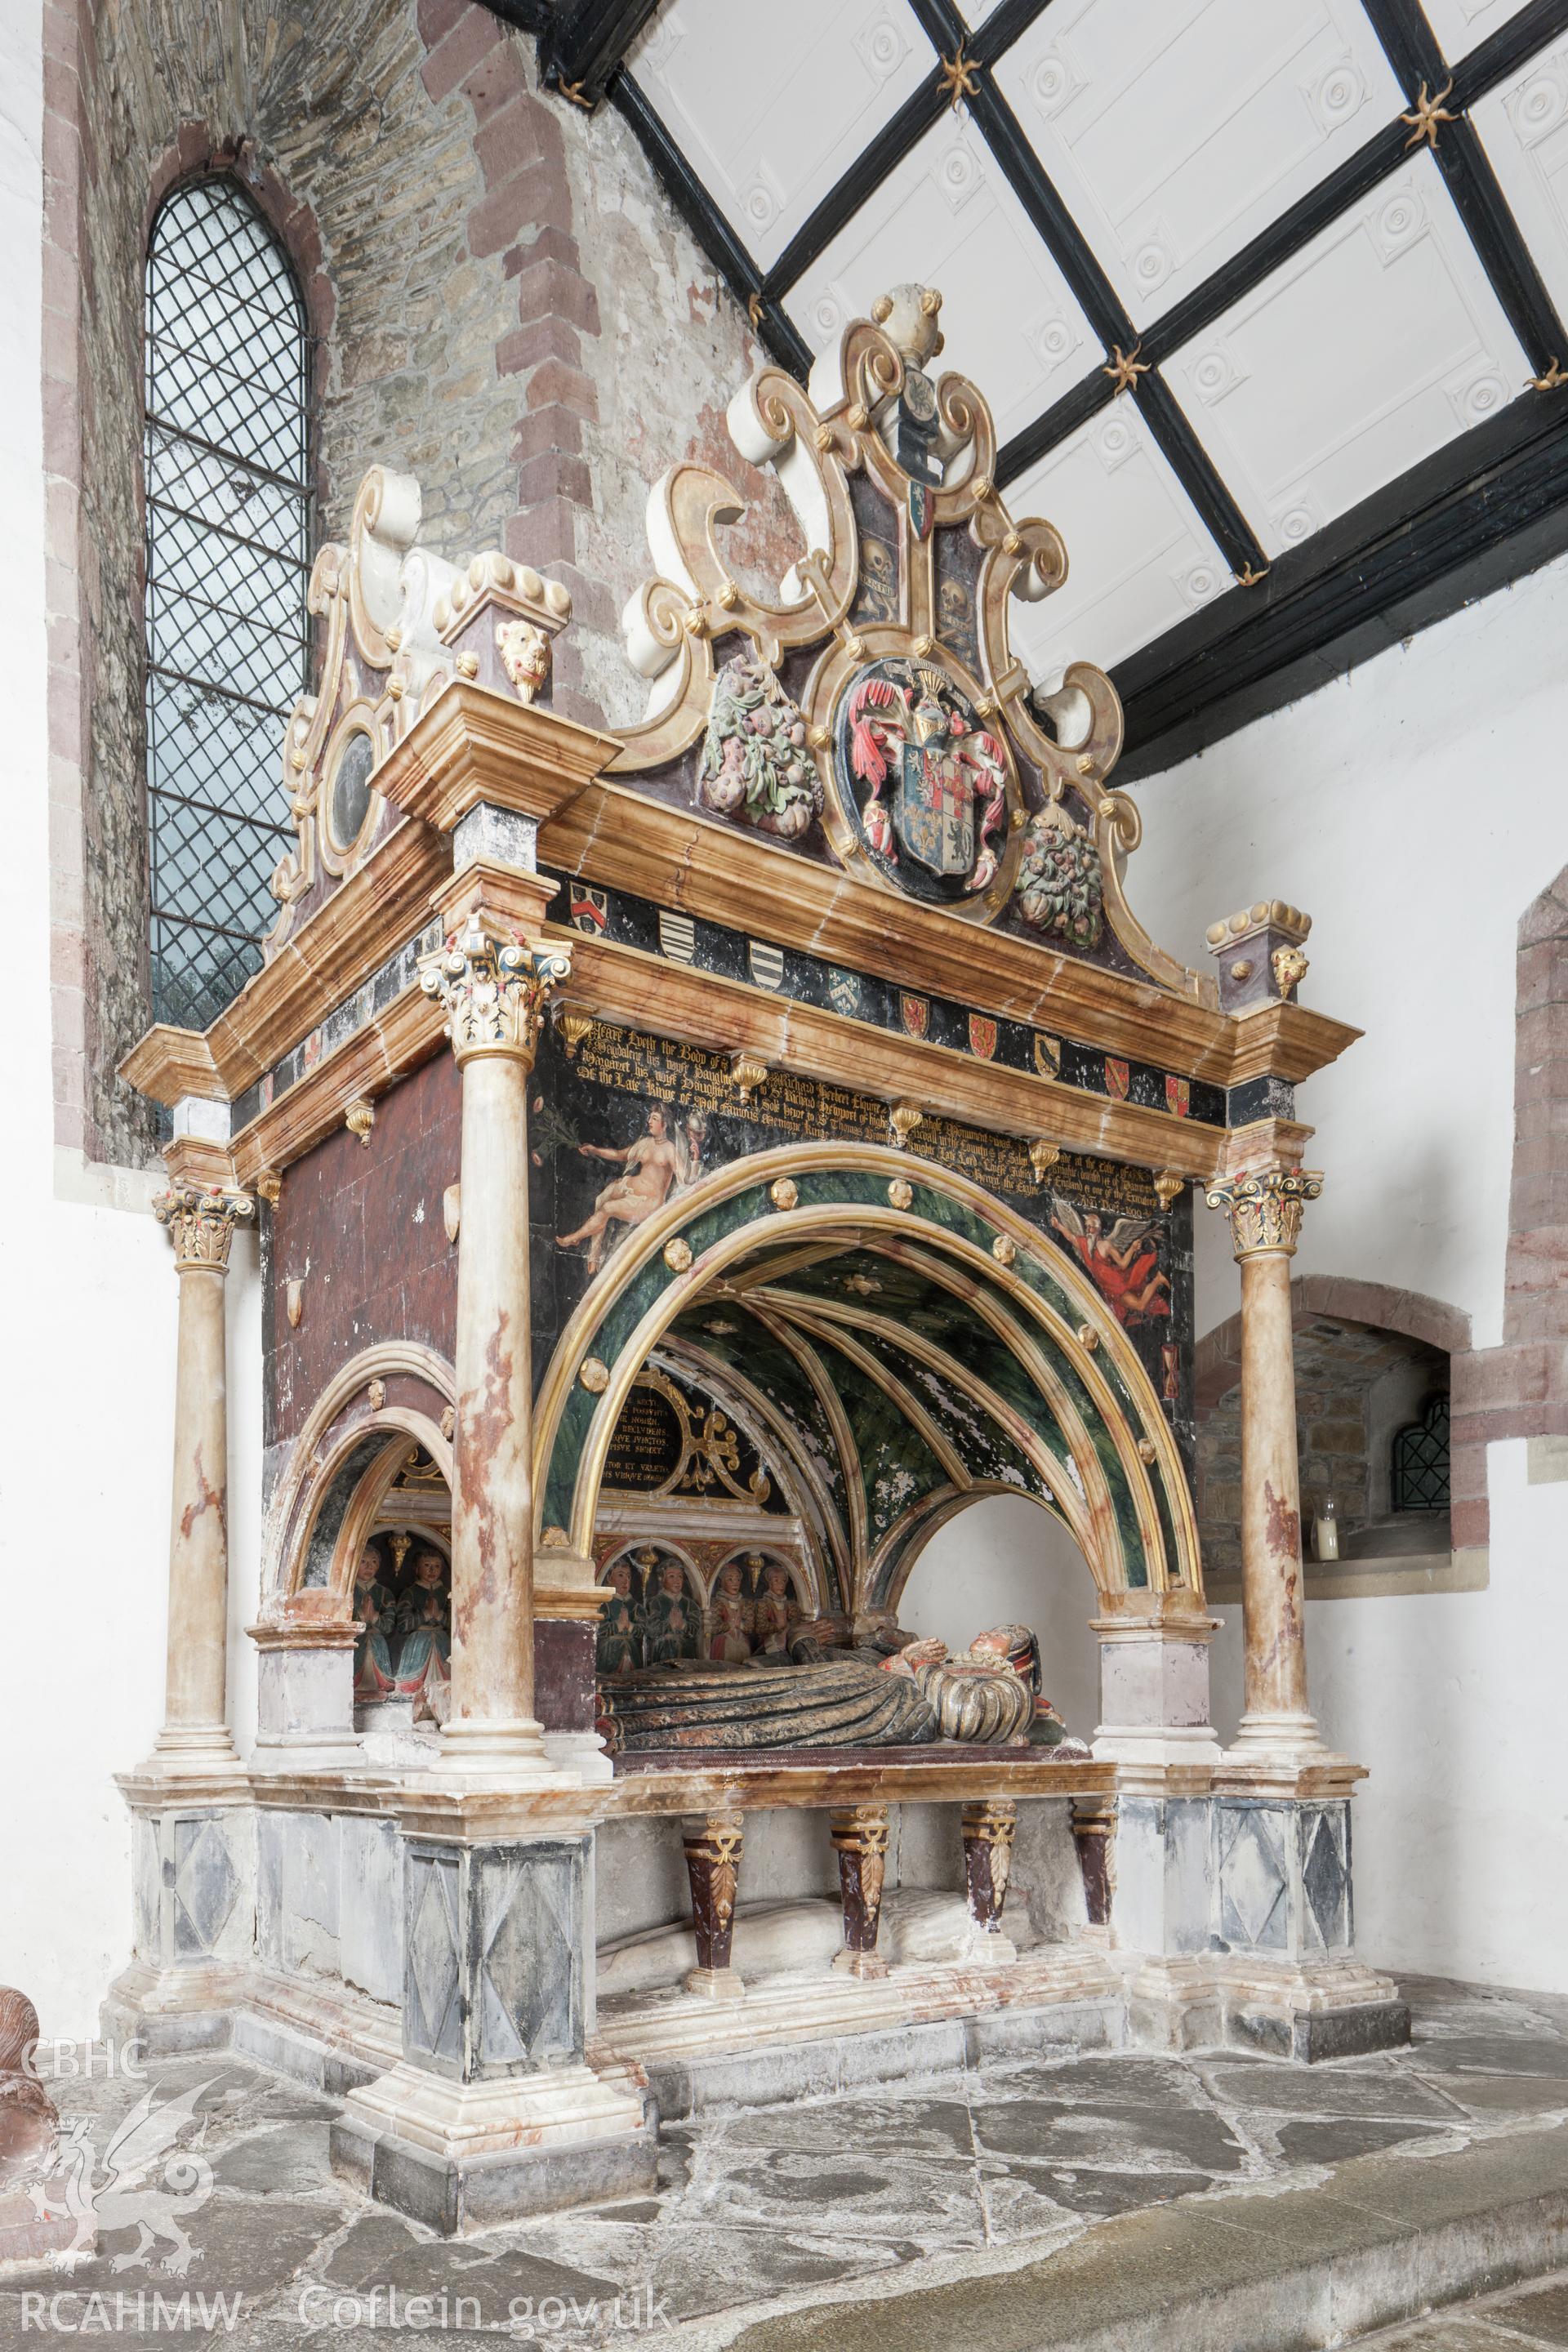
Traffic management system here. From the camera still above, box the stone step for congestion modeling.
[676,2116,1568,2352]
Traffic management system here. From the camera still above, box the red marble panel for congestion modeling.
[267,1054,461,1445]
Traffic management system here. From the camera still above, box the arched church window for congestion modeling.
[1392,1396,1451,1513]
[143,177,311,1027]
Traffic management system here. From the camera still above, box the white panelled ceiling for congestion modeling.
[1162,152,1528,555]
[992,0,1405,327]
[623,0,1568,699]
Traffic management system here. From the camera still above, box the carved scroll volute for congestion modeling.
[837,315,905,422]
[852,361,999,528]
[612,367,860,777]
[346,467,421,670]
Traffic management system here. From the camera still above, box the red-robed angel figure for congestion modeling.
[1049,1200,1172,1328]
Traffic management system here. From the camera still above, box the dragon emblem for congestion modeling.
[838,657,1008,898]
[27,2079,217,2273]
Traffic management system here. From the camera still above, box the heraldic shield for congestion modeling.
[838,655,1011,902]
[898,733,973,877]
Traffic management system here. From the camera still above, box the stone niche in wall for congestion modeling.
[1199,1312,1455,1596]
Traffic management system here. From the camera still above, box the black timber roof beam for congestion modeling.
[538,0,662,109]
[1111,375,1568,779]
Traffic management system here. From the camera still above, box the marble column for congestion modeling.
[831,1804,891,1977]
[1205,1167,1325,1761]
[420,913,570,1782]
[146,1184,254,1776]
[681,1811,746,1998]
[960,1797,1018,1959]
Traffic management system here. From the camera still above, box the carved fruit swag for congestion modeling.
[697,654,823,841]
[1017,806,1104,950]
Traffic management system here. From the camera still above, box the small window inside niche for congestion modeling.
[1392,1396,1450,1513]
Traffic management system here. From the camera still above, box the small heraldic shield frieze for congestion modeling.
[969,1013,998,1061]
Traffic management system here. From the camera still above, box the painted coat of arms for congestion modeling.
[837,658,1009,902]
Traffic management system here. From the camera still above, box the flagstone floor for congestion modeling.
[3,1974,1568,2349]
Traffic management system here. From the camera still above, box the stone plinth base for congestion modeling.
[102,1961,247,2057]
[1129,1954,1410,2063]
[331,2067,657,2234]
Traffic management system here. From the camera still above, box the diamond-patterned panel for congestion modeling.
[405,1851,464,2064]
[478,1849,581,2071]
[172,1816,239,1958]
[1303,1806,1350,1950]
[1218,1807,1290,1949]
[144,177,310,1027]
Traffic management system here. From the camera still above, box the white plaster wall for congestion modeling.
[1208,1444,1568,1984]
[0,2,264,2038]
[1120,567,1568,1989]
[900,1495,1102,1744]
[1123,561,1568,1353]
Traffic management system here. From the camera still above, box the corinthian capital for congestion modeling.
[419,917,571,1067]
[154,1186,256,1271]
[1205,1167,1324,1259]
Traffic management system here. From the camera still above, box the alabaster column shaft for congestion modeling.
[151,1187,252,1771]
[448,1049,536,1736]
[167,1265,230,1732]
[1207,1168,1323,1751]
[1236,1248,1310,1722]
[422,917,569,1775]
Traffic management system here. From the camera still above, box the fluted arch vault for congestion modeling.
[535,1143,1200,1616]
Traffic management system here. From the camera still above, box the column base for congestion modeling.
[1221,1713,1360,1788]
[541,1728,613,1785]
[333,2064,655,2234]
[1092,1725,1223,1773]
[430,1717,573,1787]
[101,1960,244,2056]
[1129,1953,1410,2063]
[251,1731,364,1775]
[136,1725,247,1780]
[958,1929,1018,1966]
[832,1949,889,1980]
[684,1966,746,2001]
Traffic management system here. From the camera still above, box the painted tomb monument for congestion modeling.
[109,283,1401,2237]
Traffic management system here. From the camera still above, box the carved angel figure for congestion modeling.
[845,664,1007,892]
[1049,1197,1171,1328]
[697,653,822,840]
[1017,803,1104,948]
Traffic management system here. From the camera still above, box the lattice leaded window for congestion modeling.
[144,179,311,1029]
[1392,1396,1450,1513]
